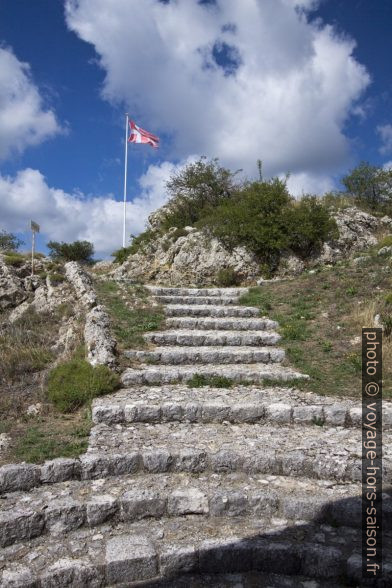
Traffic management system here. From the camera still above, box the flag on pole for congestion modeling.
[128,120,160,148]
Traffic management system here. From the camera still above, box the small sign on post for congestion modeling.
[31,220,40,276]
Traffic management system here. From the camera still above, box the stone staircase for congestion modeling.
[1,286,392,586]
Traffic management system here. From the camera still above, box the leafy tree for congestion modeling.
[198,178,292,269]
[284,196,339,258]
[47,240,95,263]
[160,157,241,230]
[0,230,24,252]
[342,161,392,209]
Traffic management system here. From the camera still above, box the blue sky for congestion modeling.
[0,0,391,257]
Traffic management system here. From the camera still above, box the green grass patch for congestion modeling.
[14,425,89,463]
[239,258,392,398]
[47,359,120,412]
[187,374,234,388]
[95,280,165,349]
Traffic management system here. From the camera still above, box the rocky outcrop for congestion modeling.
[64,262,97,308]
[84,305,117,368]
[114,205,392,285]
[0,256,27,310]
[113,227,259,286]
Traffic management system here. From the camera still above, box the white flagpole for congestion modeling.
[122,113,129,248]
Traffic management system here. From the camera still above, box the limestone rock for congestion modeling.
[113,229,259,286]
[84,305,117,367]
[64,261,97,308]
[0,256,27,310]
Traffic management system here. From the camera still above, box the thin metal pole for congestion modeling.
[31,230,35,276]
[122,113,129,248]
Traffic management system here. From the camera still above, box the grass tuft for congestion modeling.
[47,359,120,413]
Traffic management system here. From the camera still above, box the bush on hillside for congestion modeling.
[47,359,120,412]
[160,157,240,230]
[0,230,24,252]
[111,246,134,264]
[47,240,95,264]
[3,252,26,267]
[199,179,337,271]
[284,196,339,258]
[216,267,241,287]
[342,161,392,211]
[199,177,292,269]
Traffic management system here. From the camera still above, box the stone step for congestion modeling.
[165,317,278,331]
[147,286,249,297]
[92,384,392,429]
[125,346,285,365]
[2,509,390,586]
[0,471,368,548]
[121,363,306,386]
[154,296,240,305]
[164,305,260,318]
[144,329,281,346]
[84,422,392,484]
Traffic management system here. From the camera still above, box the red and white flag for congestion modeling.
[128,120,159,148]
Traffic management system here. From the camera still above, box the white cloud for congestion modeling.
[383,160,392,171]
[65,0,369,181]
[0,47,62,161]
[0,159,193,257]
[378,124,392,155]
[285,171,334,196]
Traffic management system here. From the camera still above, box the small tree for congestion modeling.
[0,230,24,252]
[199,177,292,269]
[342,161,392,209]
[284,196,339,258]
[161,157,241,230]
[47,240,95,264]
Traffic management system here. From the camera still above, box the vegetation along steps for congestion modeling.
[1,285,391,586]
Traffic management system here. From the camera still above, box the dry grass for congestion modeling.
[240,253,392,399]
[0,304,92,465]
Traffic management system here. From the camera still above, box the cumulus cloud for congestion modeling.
[378,124,392,155]
[0,159,193,257]
[0,47,62,160]
[65,0,369,192]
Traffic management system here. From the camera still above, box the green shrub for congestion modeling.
[47,359,120,412]
[216,267,240,287]
[111,246,134,264]
[186,374,233,388]
[47,240,94,264]
[378,235,392,249]
[171,227,188,241]
[0,230,24,252]
[3,253,26,267]
[160,157,239,230]
[49,272,65,285]
[127,229,158,255]
[385,292,392,306]
[199,178,292,271]
[284,196,338,258]
[342,161,392,210]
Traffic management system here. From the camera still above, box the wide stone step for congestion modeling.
[164,305,259,318]
[144,329,281,346]
[0,471,366,548]
[165,317,278,331]
[121,363,305,386]
[147,286,249,297]
[2,510,390,586]
[154,296,240,305]
[92,384,391,429]
[125,346,285,365]
[84,422,392,484]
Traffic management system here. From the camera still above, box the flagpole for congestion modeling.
[122,112,129,248]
